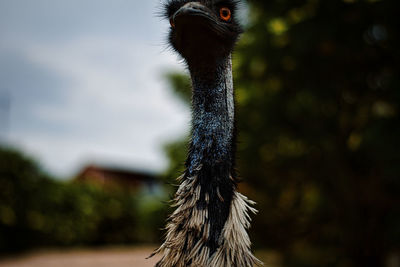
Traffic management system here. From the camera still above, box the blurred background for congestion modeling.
[0,0,399,266]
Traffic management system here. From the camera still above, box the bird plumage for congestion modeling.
[152,1,262,266]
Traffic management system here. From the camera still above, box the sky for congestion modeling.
[0,0,190,178]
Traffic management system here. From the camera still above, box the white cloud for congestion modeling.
[5,36,190,178]
[0,0,192,178]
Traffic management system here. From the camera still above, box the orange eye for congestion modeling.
[219,7,231,21]
[170,18,175,28]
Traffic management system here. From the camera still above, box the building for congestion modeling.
[75,165,158,192]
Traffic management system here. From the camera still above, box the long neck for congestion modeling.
[186,55,235,176]
[184,55,237,254]
[155,55,261,267]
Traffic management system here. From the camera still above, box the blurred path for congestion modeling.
[0,247,161,267]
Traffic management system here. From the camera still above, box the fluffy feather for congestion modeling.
[152,174,262,267]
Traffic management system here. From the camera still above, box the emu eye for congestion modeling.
[219,7,231,22]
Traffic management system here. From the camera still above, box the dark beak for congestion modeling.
[172,2,215,26]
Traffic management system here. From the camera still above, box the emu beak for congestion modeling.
[172,2,215,26]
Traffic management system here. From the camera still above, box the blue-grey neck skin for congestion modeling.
[186,55,235,176]
[183,54,237,255]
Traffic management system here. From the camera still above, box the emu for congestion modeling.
[153,0,262,266]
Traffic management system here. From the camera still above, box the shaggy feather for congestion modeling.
[153,174,261,267]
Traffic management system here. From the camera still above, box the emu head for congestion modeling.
[164,0,243,66]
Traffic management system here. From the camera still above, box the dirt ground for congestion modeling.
[0,247,161,267]
[0,247,281,267]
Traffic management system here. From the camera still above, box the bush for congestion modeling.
[0,146,166,252]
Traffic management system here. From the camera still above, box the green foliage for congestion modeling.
[161,73,191,191]
[0,146,167,252]
[235,0,400,266]
[165,72,192,105]
[162,0,400,266]
[163,136,189,186]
